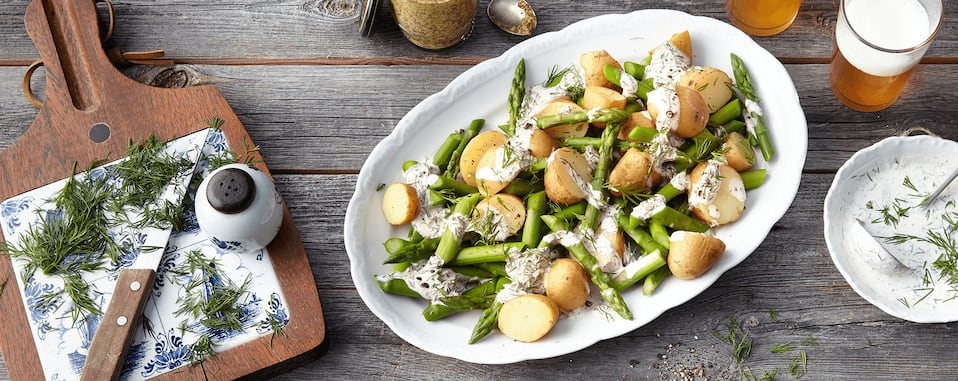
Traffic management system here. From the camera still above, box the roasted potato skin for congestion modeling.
[608,148,660,194]
[724,132,756,172]
[580,50,623,89]
[668,231,726,280]
[545,258,590,312]
[680,66,734,113]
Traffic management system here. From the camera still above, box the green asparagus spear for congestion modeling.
[708,98,742,126]
[382,237,440,264]
[536,108,630,129]
[617,214,667,254]
[583,124,620,229]
[423,280,498,321]
[502,178,544,195]
[560,137,644,151]
[501,59,526,137]
[522,191,548,248]
[433,132,464,171]
[741,168,767,190]
[430,176,478,196]
[448,242,523,266]
[730,53,774,161]
[603,64,623,87]
[649,220,671,250]
[469,301,504,344]
[612,250,668,291]
[435,193,482,264]
[623,61,645,80]
[651,206,709,233]
[376,277,421,298]
[642,266,671,296]
[445,119,485,178]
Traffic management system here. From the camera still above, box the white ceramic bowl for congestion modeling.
[195,163,283,251]
[825,135,958,322]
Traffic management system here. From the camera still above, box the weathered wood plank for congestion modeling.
[3,64,958,173]
[0,0,956,62]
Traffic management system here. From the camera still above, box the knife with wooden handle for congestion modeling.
[81,130,209,381]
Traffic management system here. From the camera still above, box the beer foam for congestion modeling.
[836,0,935,77]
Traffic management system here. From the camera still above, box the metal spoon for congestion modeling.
[487,0,537,36]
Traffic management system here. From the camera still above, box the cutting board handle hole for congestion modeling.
[89,123,110,143]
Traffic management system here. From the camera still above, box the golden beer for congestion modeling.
[726,0,802,37]
[829,0,942,112]
[830,49,917,113]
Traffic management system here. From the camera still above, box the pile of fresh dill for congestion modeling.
[0,133,203,325]
[713,314,816,381]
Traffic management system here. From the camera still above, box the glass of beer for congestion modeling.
[726,0,802,36]
[830,0,943,112]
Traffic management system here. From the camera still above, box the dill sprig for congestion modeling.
[171,250,253,364]
[543,65,572,87]
[0,278,6,297]
[769,341,795,355]
[760,369,779,381]
[107,134,194,230]
[713,316,753,363]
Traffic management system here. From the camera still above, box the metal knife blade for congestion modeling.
[81,129,209,381]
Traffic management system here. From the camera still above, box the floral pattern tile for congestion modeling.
[0,129,290,381]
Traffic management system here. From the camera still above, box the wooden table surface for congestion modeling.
[1,1,957,380]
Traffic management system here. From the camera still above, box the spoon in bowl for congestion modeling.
[487,0,537,36]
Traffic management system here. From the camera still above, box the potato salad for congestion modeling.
[375,31,773,344]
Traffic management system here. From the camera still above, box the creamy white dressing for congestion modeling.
[620,72,639,98]
[412,206,450,239]
[579,205,624,273]
[839,153,958,311]
[586,107,602,121]
[631,194,667,221]
[445,212,470,243]
[743,99,763,138]
[404,162,449,239]
[519,68,584,123]
[398,256,472,303]
[583,146,600,171]
[670,171,690,191]
[542,230,582,247]
[548,149,604,208]
[645,42,691,88]
[689,160,723,208]
[495,247,553,304]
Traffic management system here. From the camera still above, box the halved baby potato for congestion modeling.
[679,66,734,114]
[668,231,726,280]
[647,85,708,138]
[545,258,590,312]
[580,50,622,89]
[498,294,560,342]
[689,163,746,226]
[475,194,526,237]
[608,148,660,194]
[460,130,508,187]
[381,183,419,225]
[545,148,593,205]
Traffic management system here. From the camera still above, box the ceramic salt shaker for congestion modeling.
[195,163,283,251]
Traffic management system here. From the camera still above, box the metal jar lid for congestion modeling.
[359,0,380,38]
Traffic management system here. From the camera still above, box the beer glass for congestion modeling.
[830,0,943,112]
[726,0,802,36]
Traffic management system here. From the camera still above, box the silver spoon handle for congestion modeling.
[921,166,958,206]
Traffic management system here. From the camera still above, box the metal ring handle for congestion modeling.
[22,60,44,109]
[899,127,938,137]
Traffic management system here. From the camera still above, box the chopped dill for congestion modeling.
[171,250,253,364]
[760,369,779,381]
[713,316,752,363]
[376,183,386,192]
[769,341,795,354]
[205,116,225,130]
[0,278,5,297]
[543,65,572,87]
[800,336,818,347]
[0,132,204,326]
[788,350,808,378]
[768,309,779,322]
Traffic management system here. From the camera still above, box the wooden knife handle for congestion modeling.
[80,268,156,381]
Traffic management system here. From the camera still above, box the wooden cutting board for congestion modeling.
[0,0,326,379]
